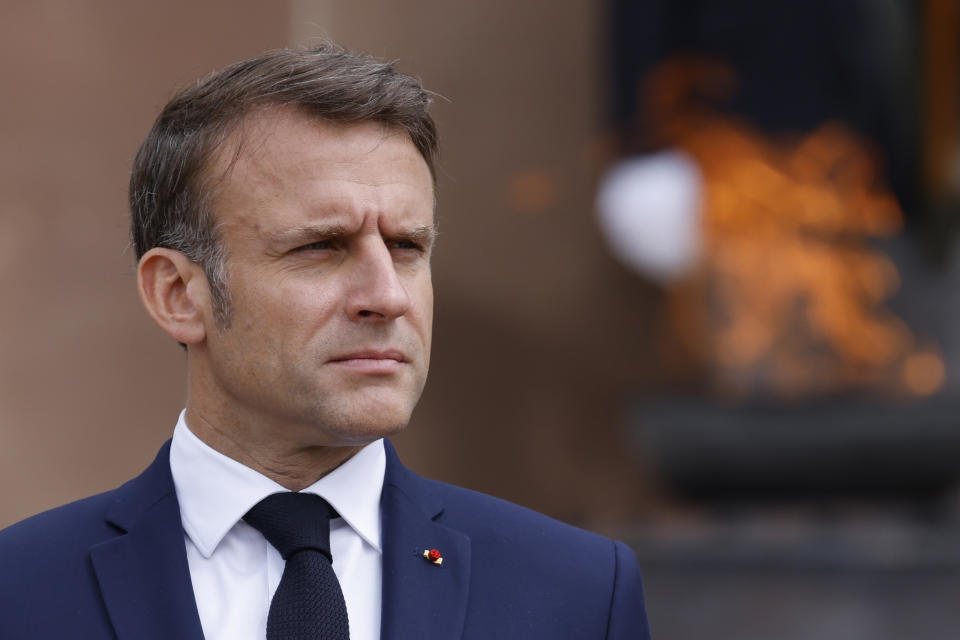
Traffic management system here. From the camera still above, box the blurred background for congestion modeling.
[3,0,960,638]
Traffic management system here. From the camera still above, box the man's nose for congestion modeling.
[345,241,411,321]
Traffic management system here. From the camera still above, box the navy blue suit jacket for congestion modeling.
[0,440,651,639]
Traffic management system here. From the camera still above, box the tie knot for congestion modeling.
[243,492,338,560]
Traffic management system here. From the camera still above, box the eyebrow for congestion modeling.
[267,224,349,246]
[268,223,438,247]
[393,225,438,246]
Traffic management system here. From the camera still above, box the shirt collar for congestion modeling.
[169,410,384,558]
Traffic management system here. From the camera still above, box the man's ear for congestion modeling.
[137,248,211,345]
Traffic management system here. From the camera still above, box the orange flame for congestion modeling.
[648,59,944,398]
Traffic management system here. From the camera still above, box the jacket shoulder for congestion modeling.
[0,445,177,638]
[418,477,651,639]
[0,441,174,549]
[0,488,126,636]
[0,489,122,554]
[423,476,614,551]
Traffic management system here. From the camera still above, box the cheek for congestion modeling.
[235,272,343,336]
[410,276,434,334]
[274,285,343,341]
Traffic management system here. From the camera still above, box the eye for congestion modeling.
[294,240,336,252]
[389,239,423,251]
[388,239,431,263]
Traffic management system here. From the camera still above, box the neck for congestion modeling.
[184,407,363,491]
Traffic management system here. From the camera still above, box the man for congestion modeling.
[0,45,651,639]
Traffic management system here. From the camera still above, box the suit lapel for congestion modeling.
[380,441,471,640]
[89,442,205,640]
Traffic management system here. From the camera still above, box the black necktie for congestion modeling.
[244,492,350,640]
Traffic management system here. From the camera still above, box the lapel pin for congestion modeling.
[423,548,443,566]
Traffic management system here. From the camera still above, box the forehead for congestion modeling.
[208,107,435,233]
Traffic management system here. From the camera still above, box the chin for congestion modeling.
[321,420,408,447]
[309,401,414,445]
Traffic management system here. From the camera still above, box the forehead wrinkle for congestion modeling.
[297,177,433,235]
[208,109,436,233]
[250,112,396,178]
[210,106,428,186]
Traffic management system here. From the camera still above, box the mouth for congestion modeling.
[328,349,408,374]
[330,349,407,363]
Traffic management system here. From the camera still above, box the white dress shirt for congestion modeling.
[169,411,384,640]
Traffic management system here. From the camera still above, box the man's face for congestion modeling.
[195,109,435,446]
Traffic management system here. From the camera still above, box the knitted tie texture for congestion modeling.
[244,492,350,640]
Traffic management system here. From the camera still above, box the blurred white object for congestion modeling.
[595,150,703,284]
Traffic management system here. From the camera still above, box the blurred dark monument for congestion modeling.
[605,1,960,637]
